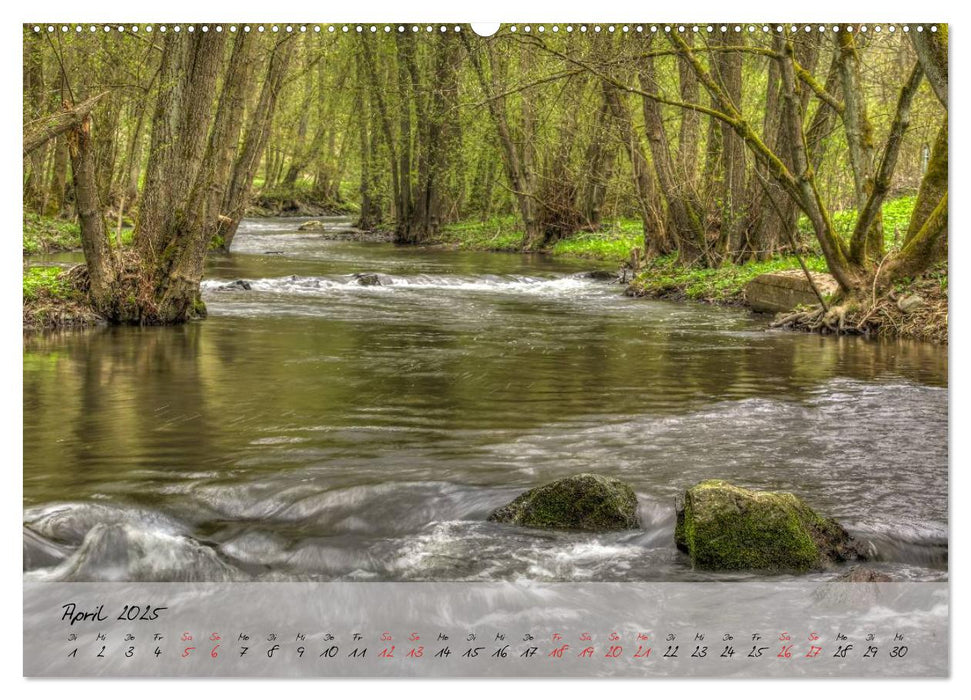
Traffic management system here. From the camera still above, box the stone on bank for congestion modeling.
[744,270,838,313]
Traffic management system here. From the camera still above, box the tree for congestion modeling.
[49,28,294,323]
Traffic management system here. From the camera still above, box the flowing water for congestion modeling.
[23,217,948,583]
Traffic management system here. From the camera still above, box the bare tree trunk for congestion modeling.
[23,31,48,212]
[710,30,747,260]
[462,34,541,247]
[394,31,415,242]
[220,35,296,250]
[838,28,883,264]
[68,114,116,311]
[578,94,616,230]
[603,82,668,257]
[641,36,708,264]
[910,26,947,109]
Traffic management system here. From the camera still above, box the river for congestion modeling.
[23,216,948,583]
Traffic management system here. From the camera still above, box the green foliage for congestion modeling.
[437,216,524,251]
[797,194,916,251]
[633,255,829,303]
[550,219,644,262]
[23,267,70,302]
[23,214,81,255]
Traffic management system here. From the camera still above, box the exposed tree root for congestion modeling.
[770,273,947,344]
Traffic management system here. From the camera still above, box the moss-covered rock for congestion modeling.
[488,473,640,531]
[675,479,862,571]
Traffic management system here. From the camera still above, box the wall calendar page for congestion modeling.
[21,15,949,681]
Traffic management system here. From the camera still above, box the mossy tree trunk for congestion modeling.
[60,28,294,325]
[666,29,946,297]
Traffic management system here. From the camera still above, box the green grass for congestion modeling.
[437,215,524,251]
[550,219,643,262]
[438,216,644,262]
[23,214,81,255]
[24,214,137,255]
[23,266,71,302]
[632,254,829,303]
[797,194,916,252]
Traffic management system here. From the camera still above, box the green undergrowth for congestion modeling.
[797,194,916,253]
[23,266,71,302]
[24,214,136,255]
[630,254,829,304]
[437,216,644,262]
[23,214,81,255]
[437,216,524,251]
[23,265,100,330]
[549,219,643,262]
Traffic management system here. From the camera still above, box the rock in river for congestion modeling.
[217,279,252,291]
[298,220,327,231]
[488,473,641,531]
[675,479,863,572]
[353,272,393,286]
[576,270,618,281]
[835,566,892,583]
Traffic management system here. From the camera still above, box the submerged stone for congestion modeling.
[488,473,641,532]
[577,270,618,281]
[353,272,392,286]
[218,279,252,291]
[835,566,892,583]
[675,479,862,572]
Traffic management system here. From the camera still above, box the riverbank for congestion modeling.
[23,265,102,330]
[625,256,948,344]
[624,254,830,305]
[24,210,947,344]
[430,194,946,344]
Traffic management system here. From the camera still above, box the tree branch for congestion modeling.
[23,92,108,157]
